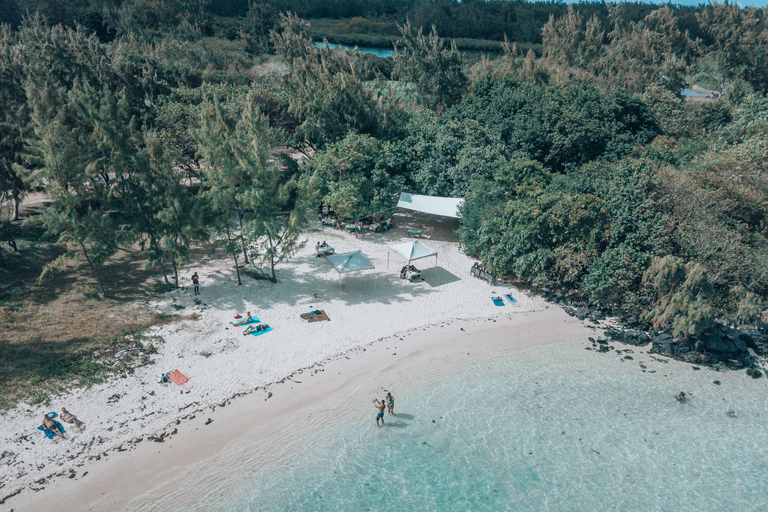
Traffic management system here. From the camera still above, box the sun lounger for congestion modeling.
[250,326,272,336]
[168,369,190,385]
[300,310,330,322]
[492,297,505,306]
[504,293,517,304]
[38,422,66,439]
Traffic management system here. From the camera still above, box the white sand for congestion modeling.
[0,214,547,508]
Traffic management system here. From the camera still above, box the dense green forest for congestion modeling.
[2,0,768,338]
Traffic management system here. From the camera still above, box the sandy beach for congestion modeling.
[5,213,768,511]
[1,212,552,510]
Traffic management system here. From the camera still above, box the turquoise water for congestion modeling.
[313,41,392,57]
[221,344,768,512]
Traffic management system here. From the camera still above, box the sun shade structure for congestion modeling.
[396,192,463,218]
[326,250,375,274]
[389,241,438,264]
[388,240,438,272]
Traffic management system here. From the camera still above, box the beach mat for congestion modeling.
[492,297,505,306]
[233,316,260,326]
[504,293,517,304]
[250,326,272,337]
[300,310,330,323]
[37,422,66,439]
[168,369,189,385]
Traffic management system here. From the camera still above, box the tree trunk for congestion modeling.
[172,259,179,288]
[158,258,172,292]
[78,239,108,298]
[11,193,20,222]
[236,201,249,264]
[225,224,242,285]
[268,234,277,283]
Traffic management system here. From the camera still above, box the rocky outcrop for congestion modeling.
[541,286,768,371]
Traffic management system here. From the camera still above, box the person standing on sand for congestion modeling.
[386,392,394,415]
[374,398,386,426]
[192,272,200,295]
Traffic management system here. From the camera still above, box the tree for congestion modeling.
[0,25,32,222]
[393,21,467,112]
[697,1,768,95]
[240,1,278,55]
[196,90,315,283]
[642,255,714,336]
[272,13,380,149]
[307,133,406,219]
[25,78,121,297]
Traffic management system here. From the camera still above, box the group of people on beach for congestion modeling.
[373,392,395,426]
[233,311,270,335]
[41,408,85,439]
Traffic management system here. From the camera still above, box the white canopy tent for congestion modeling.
[396,192,463,218]
[326,250,375,274]
[388,240,438,271]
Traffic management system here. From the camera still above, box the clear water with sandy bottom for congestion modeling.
[200,341,768,512]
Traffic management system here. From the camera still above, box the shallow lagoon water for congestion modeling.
[195,341,768,512]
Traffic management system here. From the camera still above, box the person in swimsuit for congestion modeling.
[60,407,85,429]
[676,392,686,403]
[386,392,394,415]
[244,323,269,335]
[233,312,253,327]
[42,414,66,439]
[374,398,386,425]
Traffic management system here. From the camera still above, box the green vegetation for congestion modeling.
[2,0,768,407]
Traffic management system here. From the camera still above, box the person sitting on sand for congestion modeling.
[42,414,66,439]
[676,392,686,403]
[60,407,85,429]
[233,312,253,327]
[400,266,408,279]
[322,241,328,248]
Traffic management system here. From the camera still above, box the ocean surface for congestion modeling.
[181,340,768,512]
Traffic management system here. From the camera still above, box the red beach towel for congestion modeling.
[168,370,189,385]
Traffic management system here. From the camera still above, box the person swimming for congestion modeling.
[676,392,686,403]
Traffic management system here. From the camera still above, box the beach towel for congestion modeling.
[168,369,190,385]
[300,310,330,323]
[37,422,66,439]
[250,326,273,337]
[504,293,517,304]
[234,316,260,326]
[492,297,505,306]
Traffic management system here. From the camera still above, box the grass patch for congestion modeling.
[0,210,198,411]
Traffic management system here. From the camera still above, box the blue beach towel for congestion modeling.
[492,297,505,306]
[504,294,517,304]
[250,326,273,337]
[37,422,66,439]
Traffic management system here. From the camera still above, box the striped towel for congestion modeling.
[168,370,189,385]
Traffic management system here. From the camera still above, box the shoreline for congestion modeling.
[1,215,546,509]
[7,307,578,511]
